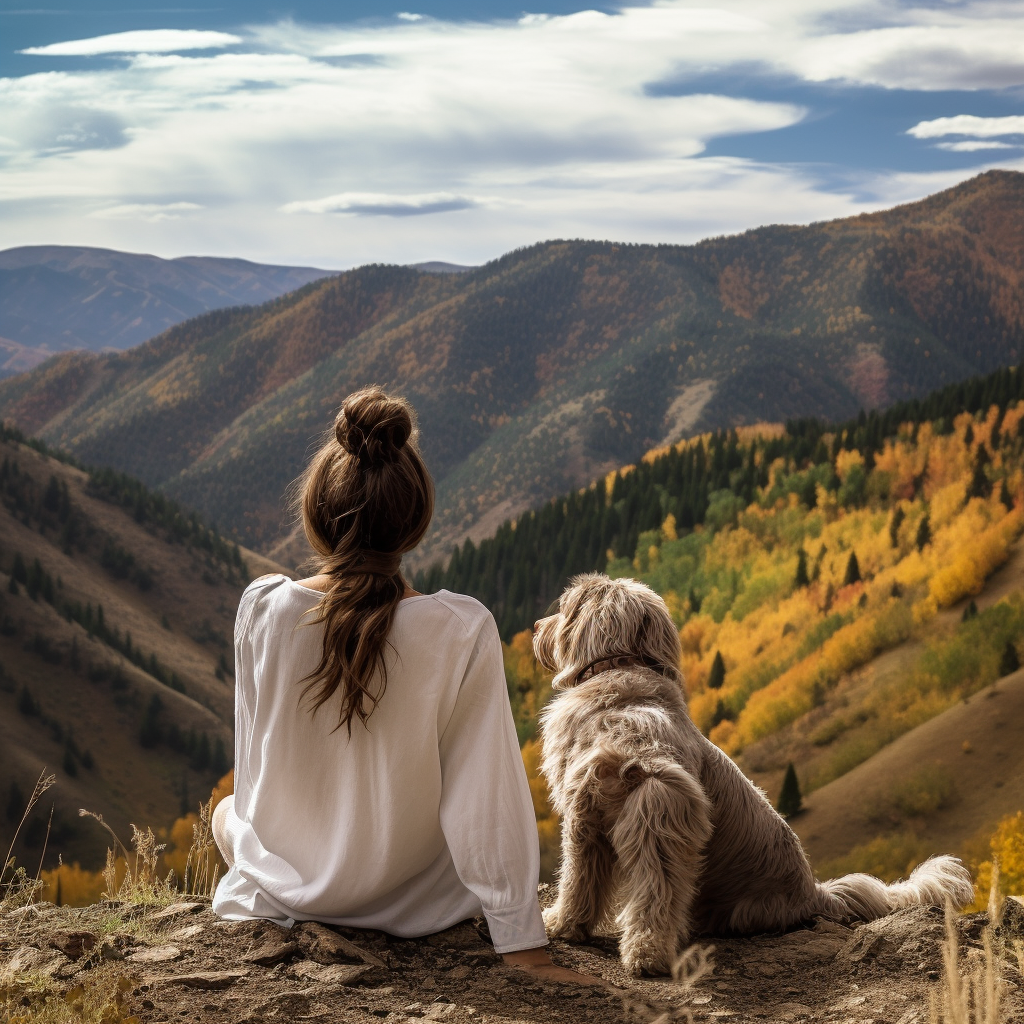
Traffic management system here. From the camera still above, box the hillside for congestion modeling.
[478,360,1024,879]
[0,426,287,872]
[0,246,332,375]
[2,171,1024,563]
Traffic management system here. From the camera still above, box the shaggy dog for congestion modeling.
[534,574,974,976]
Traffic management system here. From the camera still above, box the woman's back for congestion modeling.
[214,575,545,950]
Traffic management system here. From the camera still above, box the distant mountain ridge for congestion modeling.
[2,171,1023,563]
[0,245,334,374]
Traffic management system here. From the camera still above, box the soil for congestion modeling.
[3,893,1024,1023]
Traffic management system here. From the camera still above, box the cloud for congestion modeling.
[21,29,241,56]
[282,192,482,216]
[4,0,1024,266]
[396,13,423,22]
[90,201,203,221]
[936,140,1015,152]
[908,114,1024,139]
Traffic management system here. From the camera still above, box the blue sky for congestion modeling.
[2,0,1024,268]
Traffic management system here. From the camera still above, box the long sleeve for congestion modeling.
[437,615,549,953]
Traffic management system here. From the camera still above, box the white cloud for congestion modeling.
[908,114,1024,139]
[89,201,203,221]
[282,191,484,215]
[20,29,242,56]
[396,13,423,22]
[4,1,1024,266]
[935,140,1015,152]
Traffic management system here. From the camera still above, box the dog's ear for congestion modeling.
[636,598,682,682]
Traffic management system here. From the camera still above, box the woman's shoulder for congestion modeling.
[404,590,497,637]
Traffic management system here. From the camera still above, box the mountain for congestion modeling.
[1,171,1023,565]
[0,246,333,374]
[0,425,285,871]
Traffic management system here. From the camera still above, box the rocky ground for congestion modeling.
[2,893,1024,1023]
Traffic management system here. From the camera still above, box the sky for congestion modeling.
[2,0,1024,269]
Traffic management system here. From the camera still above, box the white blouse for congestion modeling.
[212,575,547,954]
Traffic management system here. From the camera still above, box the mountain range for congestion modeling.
[0,246,333,377]
[1,170,1022,568]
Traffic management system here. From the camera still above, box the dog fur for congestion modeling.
[534,573,975,976]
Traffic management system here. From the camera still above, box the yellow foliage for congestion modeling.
[930,479,968,530]
[835,448,864,483]
[39,861,108,908]
[662,513,678,542]
[929,510,1021,607]
[970,810,1024,911]
[522,738,560,880]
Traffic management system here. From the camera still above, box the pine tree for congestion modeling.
[6,780,23,822]
[707,651,726,690]
[999,479,1013,510]
[139,694,163,748]
[1000,641,1020,677]
[843,551,861,586]
[916,514,931,551]
[794,549,809,588]
[62,742,77,778]
[889,506,905,548]
[962,600,979,622]
[17,686,38,716]
[777,763,802,817]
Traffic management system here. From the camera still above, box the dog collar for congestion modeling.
[574,655,660,685]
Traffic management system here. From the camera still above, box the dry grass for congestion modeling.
[1,770,56,913]
[1,966,141,1024]
[929,866,1007,1024]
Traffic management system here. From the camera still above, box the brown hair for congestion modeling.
[297,385,434,732]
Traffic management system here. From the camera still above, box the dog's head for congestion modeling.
[533,573,682,690]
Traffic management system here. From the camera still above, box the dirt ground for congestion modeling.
[3,893,1024,1024]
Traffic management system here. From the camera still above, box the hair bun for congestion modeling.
[335,386,413,467]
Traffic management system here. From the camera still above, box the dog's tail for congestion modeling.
[812,855,974,923]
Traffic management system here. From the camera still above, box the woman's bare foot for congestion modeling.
[502,947,605,986]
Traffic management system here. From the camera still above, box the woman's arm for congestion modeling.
[437,614,602,985]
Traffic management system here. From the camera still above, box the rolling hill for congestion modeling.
[0,246,333,376]
[2,171,1024,566]
[0,425,286,873]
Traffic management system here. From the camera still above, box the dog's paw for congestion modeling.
[542,906,590,943]
[620,934,673,977]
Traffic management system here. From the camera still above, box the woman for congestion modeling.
[212,386,584,983]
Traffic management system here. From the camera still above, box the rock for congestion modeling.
[291,959,371,986]
[148,901,204,922]
[163,970,248,989]
[128,944,183,964]
[294,921,387,968]
[4,945,67,976]
[244,940,299,966]
[47,930,98,960]
[998,895,1024,940]
[423,1003,456,1020]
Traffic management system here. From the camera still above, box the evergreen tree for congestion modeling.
[139,694,163,748]
[62,742,77,778]
[17,686,38,716]
[800,475,817,509]
[916,514,932,551]
[212,737,229,775]
[962,600,978,622]
[6,780,24,822]
[1000,641,1020,677]
[889,506,905,548]
[777,763,802,817]
[999,479,1014,510]
[794,549,809,588]
[707,651,726,690]
[843,551,861,586]
[688,588,702,614]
